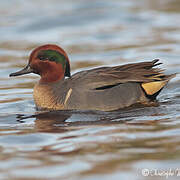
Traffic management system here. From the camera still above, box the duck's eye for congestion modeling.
[38,55,50,61]
[38,55,45,60]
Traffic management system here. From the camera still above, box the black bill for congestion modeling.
[9,65,34,77]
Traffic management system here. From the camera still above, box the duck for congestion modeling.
[9,44,175,111]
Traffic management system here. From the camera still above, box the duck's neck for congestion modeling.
[39,73,64,83]
[34,79,66,110]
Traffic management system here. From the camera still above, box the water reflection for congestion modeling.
[14,99,176,133]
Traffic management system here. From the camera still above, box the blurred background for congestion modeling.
[0,0,180,179]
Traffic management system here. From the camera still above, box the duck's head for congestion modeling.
[9,44,71,83]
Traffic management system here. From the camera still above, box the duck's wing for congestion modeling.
[73,59,175,90]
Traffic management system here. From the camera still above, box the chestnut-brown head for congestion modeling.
[9,44,71,83]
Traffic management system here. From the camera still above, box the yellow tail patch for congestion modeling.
[141,81,167,95]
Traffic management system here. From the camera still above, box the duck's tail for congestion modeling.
[141,73,176,100]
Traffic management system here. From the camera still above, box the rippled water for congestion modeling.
[0,0,180,179]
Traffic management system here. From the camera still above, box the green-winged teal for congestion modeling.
[9,44,175,111]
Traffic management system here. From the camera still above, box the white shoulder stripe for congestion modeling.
[64,88,72,105]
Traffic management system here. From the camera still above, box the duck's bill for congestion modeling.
[9,65,34,77]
